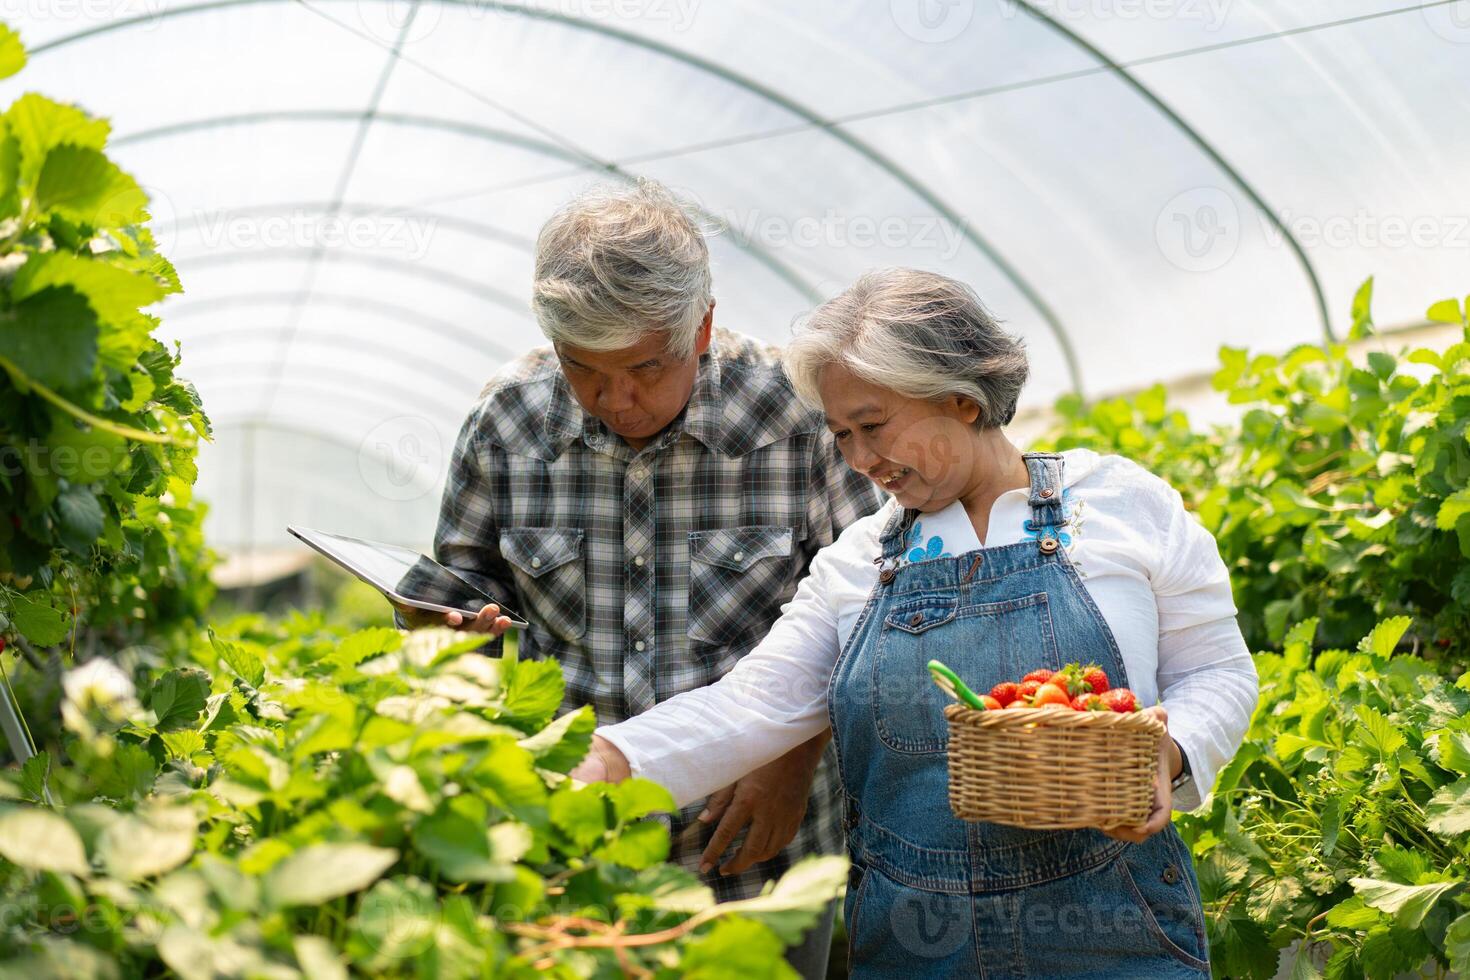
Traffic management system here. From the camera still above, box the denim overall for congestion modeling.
[829,453,1210,979]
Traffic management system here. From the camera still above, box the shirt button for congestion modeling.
[631,468,647,480]
[634,555,645,567]
[635,640,646,652]
[732,551,744,562]
[530,557,542,569]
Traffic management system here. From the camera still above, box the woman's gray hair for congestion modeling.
[531,178,713,359]
[784,268,1029,427]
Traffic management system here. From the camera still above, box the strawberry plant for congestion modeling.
[1041,281,1470,661]
[0,23,214,668]
[0,619,843,976]
[1176,616,1470,979]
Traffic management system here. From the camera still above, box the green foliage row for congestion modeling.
[1041,280,1470,660]
[0,617,841,978]
[0,24,214,662]
[1176,617,1470,979]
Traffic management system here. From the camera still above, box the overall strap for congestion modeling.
[1022,452,1066,555]
[874,505,917,583]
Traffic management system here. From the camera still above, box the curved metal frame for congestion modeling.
[36,0,1085,392]
[184,364,468,420]
[113,108,823,305]
[1005,0,1334,342]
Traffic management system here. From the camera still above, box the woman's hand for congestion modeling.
[1102,705,1178,844]
[569,735,633,785]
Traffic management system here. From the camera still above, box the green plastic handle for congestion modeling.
[927,659,989,710]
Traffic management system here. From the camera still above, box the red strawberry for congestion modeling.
[1021,668,1055,685]
[1018,679,1043,700]
[989,682,1021,707]
[1070,693,1103,711]
[1080,665,1110,695]
[978,695,1003,710]
[1100,688,1138,713]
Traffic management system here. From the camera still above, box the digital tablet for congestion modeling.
[287,525,529,627]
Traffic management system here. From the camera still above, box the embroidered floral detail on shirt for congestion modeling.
[1022,487,1083,557]
[904,520,953,564]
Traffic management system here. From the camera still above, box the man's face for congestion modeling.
[555,309,713,448]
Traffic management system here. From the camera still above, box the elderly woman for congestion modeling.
[572,269,1257,978]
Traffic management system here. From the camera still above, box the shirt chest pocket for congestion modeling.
[499,527,586,641]
[687,525,796,648]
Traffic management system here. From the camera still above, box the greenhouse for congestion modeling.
[1,1,1469,977]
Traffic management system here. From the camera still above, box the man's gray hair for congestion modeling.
[784,268,1029,427]
[531,178,713,359]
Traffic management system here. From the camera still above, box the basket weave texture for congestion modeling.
[943,703,1166,830]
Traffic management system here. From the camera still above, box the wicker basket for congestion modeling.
[942,703,1166,830]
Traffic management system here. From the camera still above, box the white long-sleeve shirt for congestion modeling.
[597,448,1258,811]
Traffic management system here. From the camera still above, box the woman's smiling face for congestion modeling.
[818,363,982,512]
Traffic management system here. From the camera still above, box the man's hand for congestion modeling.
[569,735,633,785]
[392,601,515,636]
[1103,706,1178,844]
[697,731,829,876]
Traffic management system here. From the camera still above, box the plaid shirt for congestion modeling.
[427,328,881,901]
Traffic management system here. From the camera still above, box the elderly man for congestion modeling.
[400,179,879,977]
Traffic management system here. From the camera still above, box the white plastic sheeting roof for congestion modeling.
[7,0,1469,551]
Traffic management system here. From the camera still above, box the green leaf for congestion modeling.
[593,819,669,870]
[19,751,50,803]
[149,668,210,732]
[34,144,147,226]
[1319,797,1341,857]
[160,730,205,761]
[708,855,849,944]
[292,935,348,980]
[12,251,165,332]
[610,779,676,824]
[1358,617,1411,658]
[549,785,608,851]
[413,796,529,883]
[1446,911,1470,979]
[1437,730,1470,775]
[679,918,797,979]
[1427,777,1470,836]
[348,876,438,967]
[503,657,564,728]
[1284,943,1324,980]
[209,629,264,688]
[516,704,595,771]
[7,591,68,647]
[264,843,399,908]
[1366,351,1396,381]
[1427,297,1466,326]
[91,742,156,799]
[0,286,99,389]
[1349,277,1375,339]
[328,626,402,668]
[1353,704,1406,758]
[1351,876,1462,930]
[1325,895,1382,931]
[0,806,90,875]
[1438,489,1470,530]
[0,24,26,80]
[55,483,104,555]
[96,805,196,880]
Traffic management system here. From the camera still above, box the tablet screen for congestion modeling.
[289,527,523,621]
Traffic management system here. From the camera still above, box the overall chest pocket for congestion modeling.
[687,525,795,648]
[499,527,586,641]
[873,591,1058,755]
